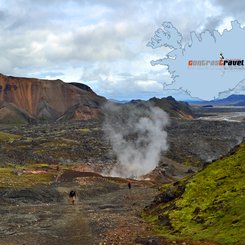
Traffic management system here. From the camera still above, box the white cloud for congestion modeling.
[0,0,243,99]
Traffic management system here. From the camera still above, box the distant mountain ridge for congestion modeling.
[212,94,245,106]
[189,94,245,106]
[218,80,245,99]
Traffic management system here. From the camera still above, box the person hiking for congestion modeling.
[128,181,131,190]
[69,190,76,205]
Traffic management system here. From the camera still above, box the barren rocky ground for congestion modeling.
[0,167,160,245]
[0,108,244,245]
[0,166,221,245]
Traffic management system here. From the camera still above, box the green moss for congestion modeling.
[79,128,91,133]
[182,160,201,167]
[0,167,55,188]
[159,183,172,192]
[39,138,77,148]
[0,131,21,142]
[144,143,245,244]
[141,212,158,223]
[26,163,49,168]
[32,138,79,158]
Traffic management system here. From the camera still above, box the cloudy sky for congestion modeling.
[0,0,244,100]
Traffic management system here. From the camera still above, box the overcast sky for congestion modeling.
[0,0,244,100]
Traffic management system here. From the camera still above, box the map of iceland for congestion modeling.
[147,20,245,100]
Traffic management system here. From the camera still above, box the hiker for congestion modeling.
[69,190,76,205]
[128,181,131,190]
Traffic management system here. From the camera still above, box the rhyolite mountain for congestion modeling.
[0,74,106,123]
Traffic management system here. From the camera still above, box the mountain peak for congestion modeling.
[0,74,106,123]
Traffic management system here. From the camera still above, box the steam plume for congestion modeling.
[103,102,169,178]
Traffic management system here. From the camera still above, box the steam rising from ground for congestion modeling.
[103,102,169,178]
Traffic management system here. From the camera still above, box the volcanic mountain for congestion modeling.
[130,96,194,120]
[149,96,194,119]
[0,74,106,123]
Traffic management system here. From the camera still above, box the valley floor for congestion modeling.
[0,167,159,245]
[0,167,220,245]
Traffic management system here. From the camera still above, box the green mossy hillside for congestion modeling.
[144,143,245,244]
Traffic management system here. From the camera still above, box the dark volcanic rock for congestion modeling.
[158,214,171,226]
[153,182,185,205]
[165,118,245,166]
[69,82,95,93]
[0,187,62,204]
[135,237,160,245]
